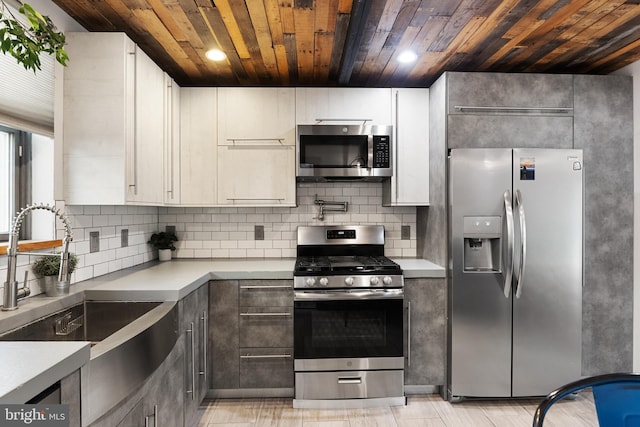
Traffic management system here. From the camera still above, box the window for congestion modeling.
[1,124,55,244]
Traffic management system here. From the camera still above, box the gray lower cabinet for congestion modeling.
[181,284,209,427]
[404,278,446,388]
[90,285,211,427]
[210,279,293,395]
[91,332,185,427]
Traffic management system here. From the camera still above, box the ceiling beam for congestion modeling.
[337,0,373,85]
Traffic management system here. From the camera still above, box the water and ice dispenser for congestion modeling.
[463,216,502,272]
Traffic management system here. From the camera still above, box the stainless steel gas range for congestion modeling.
[292,225,406,409]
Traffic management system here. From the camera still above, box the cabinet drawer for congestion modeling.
[238,307,293,348]
[239,347,293,388]
[239,280,293,307]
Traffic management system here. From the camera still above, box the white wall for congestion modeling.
[613,60,640,371]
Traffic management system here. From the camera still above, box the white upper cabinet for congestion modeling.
[130,46,165,204]
[216,87,296,206]
[383,88,430,206]
[295,88,392,125]
[217,144,296,207]
[62,32,165,205]
[180,88,218,206]
[217,87,296,145]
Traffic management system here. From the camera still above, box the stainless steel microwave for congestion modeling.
[296,124,393,181]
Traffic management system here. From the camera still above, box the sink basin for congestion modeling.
[0,300,179,425]
[0,301,162,344]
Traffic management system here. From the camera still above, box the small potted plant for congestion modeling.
[32,253,78,296]
[148,231,178,261]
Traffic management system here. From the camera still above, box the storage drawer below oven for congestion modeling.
[240,347,294,388]
[295,370,403,400]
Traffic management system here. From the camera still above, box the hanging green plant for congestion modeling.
[0,1,68,72]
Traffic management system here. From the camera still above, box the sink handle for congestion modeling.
[17,271,31,300]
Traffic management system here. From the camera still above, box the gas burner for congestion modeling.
[293,225,403,289]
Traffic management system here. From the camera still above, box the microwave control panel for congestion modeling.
[373,136,391,168]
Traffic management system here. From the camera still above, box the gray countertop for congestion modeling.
[83,257,444,301]
[0,257,444,403]
[0,341,90,403]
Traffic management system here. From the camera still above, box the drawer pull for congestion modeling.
[240,312,291,317]
[338,377,362,385]
[240,285,292,289]
[240,354,291,359]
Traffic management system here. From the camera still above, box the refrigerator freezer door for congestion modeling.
[449,148,513,398]
[511,148,582,397]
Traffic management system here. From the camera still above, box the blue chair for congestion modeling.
[533,373,640,427]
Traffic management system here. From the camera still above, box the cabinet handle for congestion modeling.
[338,376,362,384]
[453,105,573,115]
[226,197,286,201]
[165,79,174,197]
[394,90,399,200]
[315,118,371,124]
[186,323,195,400]
[200,311,207,377]
[240,354,292,359]
[144,405,158,427]
[240,285,292,289]
[128,46,138,195]
[407,301,411,368]
[240,312,291,317]
[226,138,285,145]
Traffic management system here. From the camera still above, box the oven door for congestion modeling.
[294,291,404,362]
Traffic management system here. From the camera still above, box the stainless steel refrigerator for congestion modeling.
[448,148,583,400]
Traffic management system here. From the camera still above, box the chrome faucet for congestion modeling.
[2,203,73,311]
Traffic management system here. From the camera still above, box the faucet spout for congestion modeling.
[2,203,73,311]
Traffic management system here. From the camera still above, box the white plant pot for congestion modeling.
[158,249,172,261]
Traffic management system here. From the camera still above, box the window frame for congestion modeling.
[1,125,32,242]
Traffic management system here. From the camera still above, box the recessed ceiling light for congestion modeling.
[205,49,226,61]
[397,50,418,63]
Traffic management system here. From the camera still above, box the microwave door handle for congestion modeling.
[367,134,373,170]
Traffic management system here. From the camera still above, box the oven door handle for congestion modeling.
[294,289,404,300]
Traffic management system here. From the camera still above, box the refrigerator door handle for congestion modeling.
[503,190,515,298]
[515,189,527,298]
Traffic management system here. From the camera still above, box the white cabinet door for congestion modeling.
[63,32,132,205]
[295,88,392,125]
[62,32,165,205]
[128,47,165,204]
[217,145,295,207]
[180,88,218,205]
[217,88,295,145]
[383,88,429,206]
[164,75,181,205]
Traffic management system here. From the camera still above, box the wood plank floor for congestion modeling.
[196,392,598,427]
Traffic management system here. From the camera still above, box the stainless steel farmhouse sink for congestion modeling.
[0,300,179,425]
[0,301,162,343]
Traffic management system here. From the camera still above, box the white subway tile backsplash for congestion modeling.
[2,183,417,309]
[158,182,417,259]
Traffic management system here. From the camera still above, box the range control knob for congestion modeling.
[382,276,393,286]
[305,277,316,287]
[344,277,354,286]
[319,277,329,287]
[370,276,380,286]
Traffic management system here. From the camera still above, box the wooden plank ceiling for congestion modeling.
[51,0,640,87]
